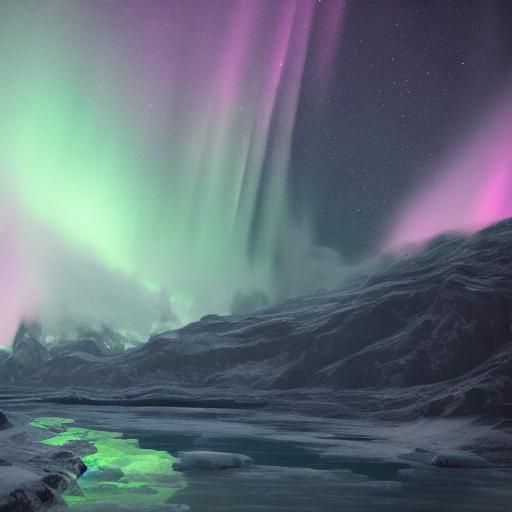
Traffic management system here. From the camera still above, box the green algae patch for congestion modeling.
[31,416,185,508]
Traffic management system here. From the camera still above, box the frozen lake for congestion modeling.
[4,400,512,512]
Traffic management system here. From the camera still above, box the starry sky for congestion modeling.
[0,0,512,344]
[292,0,512,260]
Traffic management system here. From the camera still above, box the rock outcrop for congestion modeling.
[2,321,48,382]
[0,411,86,512]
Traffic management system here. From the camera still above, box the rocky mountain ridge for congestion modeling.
[3,219,512,419]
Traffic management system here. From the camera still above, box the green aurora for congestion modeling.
[0,0,326,338]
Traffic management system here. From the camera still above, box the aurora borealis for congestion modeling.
[1,1,512,346]
[0,0,345,344]
[385,87,512,250]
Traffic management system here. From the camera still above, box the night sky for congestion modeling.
[292,0,512,261]
[1,0,512,343]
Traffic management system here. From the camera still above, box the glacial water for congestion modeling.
[3,401,511,512]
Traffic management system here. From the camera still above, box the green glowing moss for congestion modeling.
[31,417,185,508]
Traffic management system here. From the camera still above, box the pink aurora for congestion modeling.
[385,89,512,251]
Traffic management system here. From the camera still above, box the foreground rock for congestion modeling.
[3,219,512,419]
[0,412,10,430]
[0,410,86,512]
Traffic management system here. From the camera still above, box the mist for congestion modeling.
[3,0,511,347]
[0,1,351,346]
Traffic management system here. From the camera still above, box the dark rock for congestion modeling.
[0,412,10,430]
[51,450,76,460]
[48,452,88,476]
[41,472,68,492]
[49,338,105,358]
[0,467,62,512]
[73,324,130,354]
[1,321,48,381]
[72,459,87,477]
[0,351,9,365]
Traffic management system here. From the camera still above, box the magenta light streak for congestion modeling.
[0,186,40,345]
[311,0,346,95]
[384,89,512,251]
[0,226,23,346]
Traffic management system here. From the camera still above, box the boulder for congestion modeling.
[0,412,10,431]
[2,321,48,380]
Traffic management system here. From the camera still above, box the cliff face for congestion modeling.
[3,219,512,418]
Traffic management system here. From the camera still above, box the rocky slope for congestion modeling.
[3,219,512,418]
[0,410,86,512]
